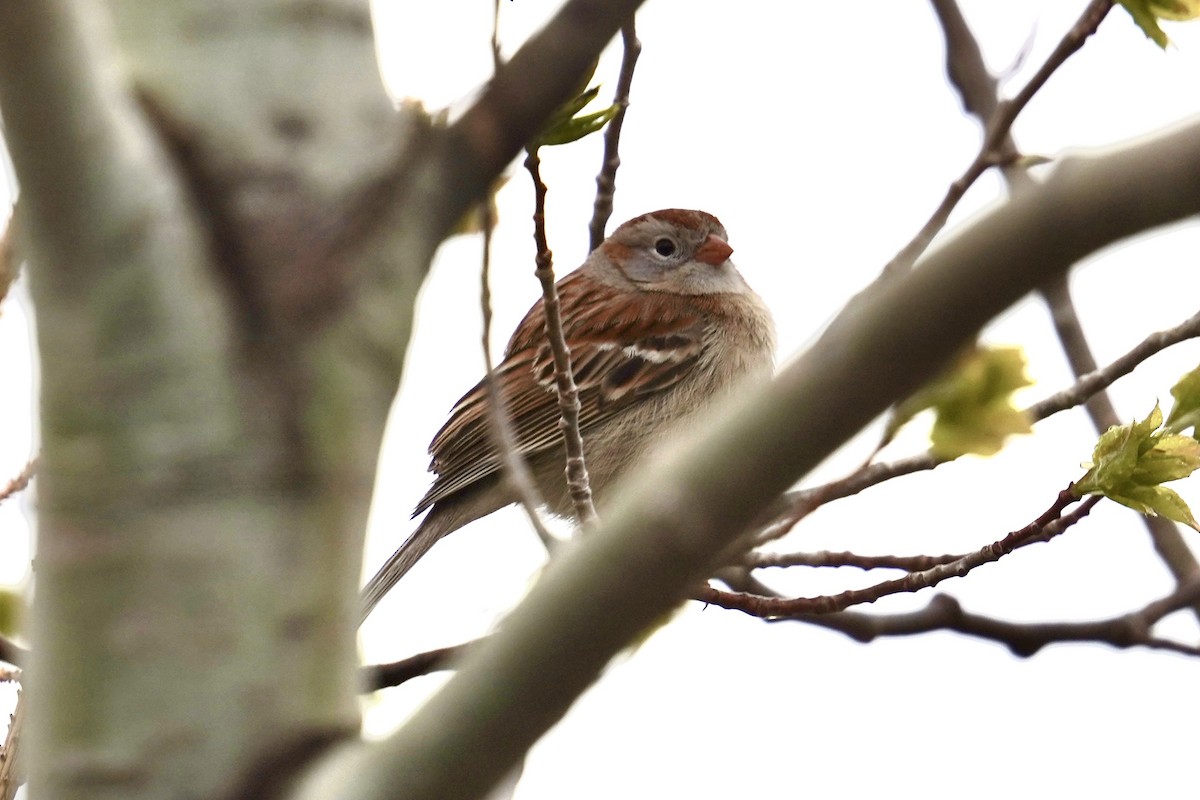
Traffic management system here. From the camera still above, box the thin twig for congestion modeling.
[0,459,36,506]
[1029,306,1200,421]
[360,640,478,693]
[882,0,1113,279]
[523,148,598,526]
[763,306,1200,546]
[706,490,1097,618]
[479,191,558,552]
[749,549,965,572]
[588,20,641,251]
[476,5,558,553]
[794,574,1200,658]
[1040,277,1200,621]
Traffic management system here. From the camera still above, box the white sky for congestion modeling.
[5,1,1200,797]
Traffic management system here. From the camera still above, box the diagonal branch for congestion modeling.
[882,0,1113,280]
[360,641,477,693]
[1040,277,1200,618]
[764,306,1200,546]
[425,0,647,244]
[307,115,1200,800]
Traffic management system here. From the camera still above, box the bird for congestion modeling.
[360,208,776,622]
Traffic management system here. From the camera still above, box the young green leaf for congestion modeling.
[1119,0,1200,48]
[1165,363,1200,439]
[1073,404,1200,530]
[885,345,1033,459]
[530,93,618,148]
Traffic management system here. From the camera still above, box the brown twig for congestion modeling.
[749,549,964,572]
[1040,277,1200,621]
[763,305,1200,547]
[523,148,598,526]
[588,20,641,251]
[705,489,1098,618]
[360,640,477,693]
[1029,306,1200,421]
[477,8,558,554]
[795,574,1200,658]
[882,0,1113,279]
[0,459,36,506]
[479,197,559,553]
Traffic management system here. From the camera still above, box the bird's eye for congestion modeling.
[653,237,677,257]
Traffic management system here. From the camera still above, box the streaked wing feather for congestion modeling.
[415,273,709,513]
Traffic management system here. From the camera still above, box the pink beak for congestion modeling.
[694,234,733,265]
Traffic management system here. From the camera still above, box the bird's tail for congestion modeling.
[358,513,446,625]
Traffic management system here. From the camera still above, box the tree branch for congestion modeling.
[589,21,642,251]
[797,575,1200,658]
[523,149,599,526]
[360,641,477,694]
[882,0,1112,279]
[429,0,648,244]
[479,196,557,552]
[1040,277,1200,619]
[765,305,1200,544]
[702,491,1098,618]
[306,111,1200,800]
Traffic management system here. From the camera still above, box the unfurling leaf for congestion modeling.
[1073,404,1200,530]
[886,345,1033,459]
[1119,0,1200,48]
[530,90,619,148]
[528,57,617,149]
[1165,363,1200,439]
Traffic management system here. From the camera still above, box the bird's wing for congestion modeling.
[414,272,709,513]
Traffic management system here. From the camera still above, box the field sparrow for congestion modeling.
[360,209,775,621]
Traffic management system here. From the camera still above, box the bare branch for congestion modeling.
[1030,306,1200,421]
[796,576,1200,658]
[479,198,558,552]
[473,6,558,554]
[588,21,642,251]
[882,0,1113,280]
[437,0,646,240]
[360,641,477,693]
[703,491,1098,618]
[766,305,1200,542]
[1041,277,1200,618]
[749,549,964,572]
[523,149,598,526]
[329,115,1200,800]
[931,0,1002,124]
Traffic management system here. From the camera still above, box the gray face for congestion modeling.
[599,209,749,296]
